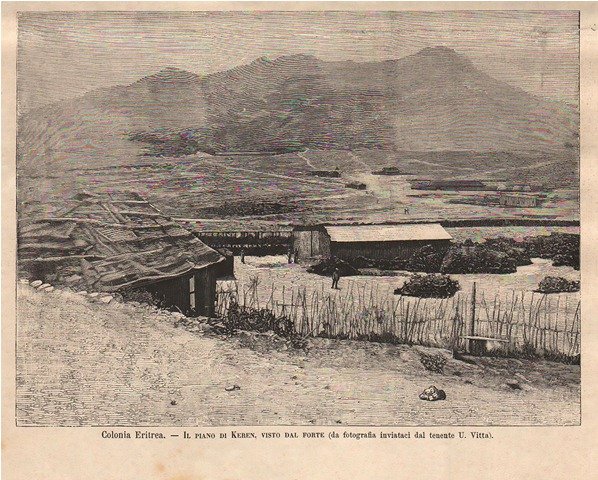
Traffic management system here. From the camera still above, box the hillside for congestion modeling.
[17,47,579,177]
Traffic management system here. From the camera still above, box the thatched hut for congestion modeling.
[18,191,224,317]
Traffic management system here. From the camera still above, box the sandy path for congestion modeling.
[16,285,580,426]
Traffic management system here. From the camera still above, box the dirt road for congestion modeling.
[16,285,580,426]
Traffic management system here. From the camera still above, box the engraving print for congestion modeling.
[16,10,580,427]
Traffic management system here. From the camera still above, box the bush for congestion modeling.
[523,233,579,270]
[220,301,307,349]
[441,243,517,274]
[307,256,360,277]
[222,301,295,336]
[405,244,446,272]
[394,273,460,298]
[536,276,580,294]
[483,238,532,267]
[419,352,447,374]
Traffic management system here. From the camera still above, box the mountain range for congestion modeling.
[17,46,579,175]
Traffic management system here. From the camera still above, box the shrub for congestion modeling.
[120,287,164,308]
[223,301,295,336]
[536,276,580,294]
[419,352,447,374]
[441,243,517,274]
[394,273,460,298]
[483,238,532,267]
[405,244,446,272]
[523,233,579,270]
[219,301,308,349]
[307,256,360,277]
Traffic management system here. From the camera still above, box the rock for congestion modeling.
[44,286,55,292]
[225,385,241,392]
[76,290,88,295]
[30,280,43,287]
[99,295,113,304]
[88,292,100,298]
[37,283,51,290]
[505,380,522,390]
[170,400,177,406]
[418,385,447,401]
[171,312,185,319]
[19,279,29,285]
[111,293,124,302]
[65,274,82,284]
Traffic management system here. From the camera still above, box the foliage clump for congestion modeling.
[536,276,580,294]
[394,273,460,298]
[419,352,448,374]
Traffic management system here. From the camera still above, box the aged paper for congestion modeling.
[2,2,598,479]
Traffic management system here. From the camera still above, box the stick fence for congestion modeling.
[216,278,580,361]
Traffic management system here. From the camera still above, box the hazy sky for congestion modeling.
[17,10,579,113]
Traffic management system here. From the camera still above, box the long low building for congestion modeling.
[292,223,453,263]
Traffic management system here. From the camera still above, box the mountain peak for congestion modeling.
[419,46,460,55]
[138,67,200,84]
[412,46,470,63]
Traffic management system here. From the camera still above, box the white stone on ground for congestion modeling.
[30,280,43,288]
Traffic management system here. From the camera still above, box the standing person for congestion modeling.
[294,247,299,264]
[331,268,341,290]
[240,248,246,264]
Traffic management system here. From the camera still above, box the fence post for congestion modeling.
[467,282,477,353]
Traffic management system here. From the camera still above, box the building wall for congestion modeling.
[292,230,330,262]
[194,265,218,317]
[331,240,451,261]
[133,264,218,317]
[214,250,235,278]
[140,274,193,315]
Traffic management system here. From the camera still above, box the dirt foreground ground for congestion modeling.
[16,284,580,426]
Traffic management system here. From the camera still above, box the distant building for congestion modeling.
[345,181,367,190]
[309,170,341,178]
[18,191,224,317]
[292,223,452,263]
[411,180,487,191]
[498,194,540,207]
[502,182,544,192]
[372,166,410,176]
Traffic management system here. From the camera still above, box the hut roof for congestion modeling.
[324,223,452,243]
[18,191,223,292]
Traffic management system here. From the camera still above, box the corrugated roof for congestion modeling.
[324,223,452,243]
[18,191,223,292]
